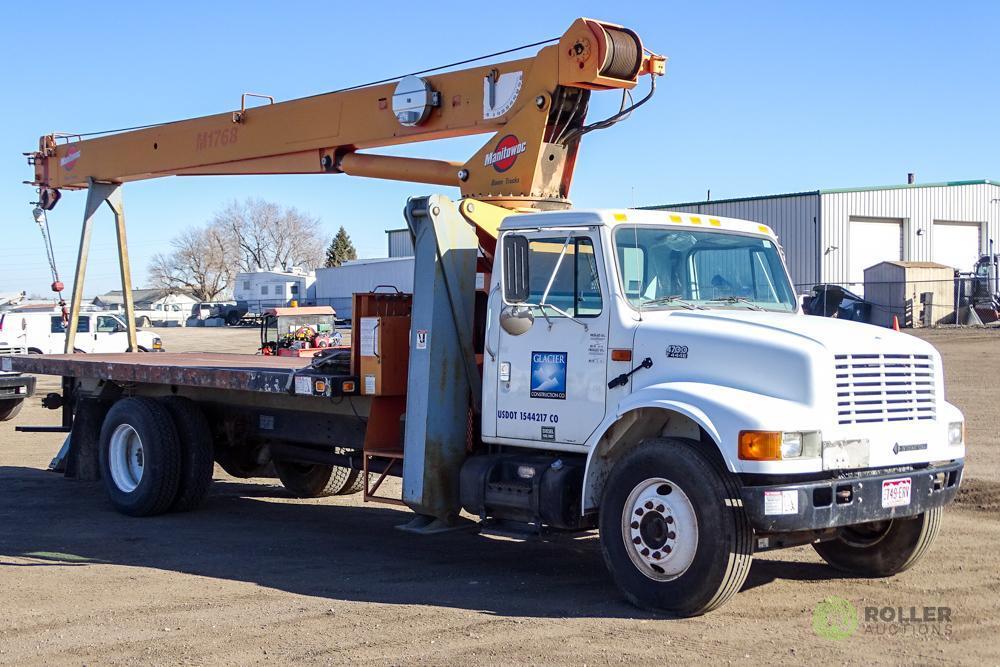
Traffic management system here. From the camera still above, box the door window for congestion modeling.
[96,316,121,333]
[526,237,602,318]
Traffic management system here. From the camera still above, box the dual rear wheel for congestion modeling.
[98,397,214,516]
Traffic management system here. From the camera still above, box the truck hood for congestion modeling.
[629,309,939,407]
[660,309,936,356]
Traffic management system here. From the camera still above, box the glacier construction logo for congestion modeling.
[530,351,567,400]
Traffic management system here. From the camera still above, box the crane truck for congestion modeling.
[11,18,965,616]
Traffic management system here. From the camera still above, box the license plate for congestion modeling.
[881,477,912,508]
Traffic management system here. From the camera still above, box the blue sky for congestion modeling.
[1,1,996,296]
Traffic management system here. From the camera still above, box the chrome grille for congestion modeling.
[834,353,936,425]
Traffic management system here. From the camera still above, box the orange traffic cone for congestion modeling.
[892,314,900,331]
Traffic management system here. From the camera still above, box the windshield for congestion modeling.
[615,226,797,312]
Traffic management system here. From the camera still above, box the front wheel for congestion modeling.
[812,508,942,577]
[599,438,753,616]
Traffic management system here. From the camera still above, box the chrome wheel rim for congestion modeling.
[621,477,698,581]
[108,423,144,493]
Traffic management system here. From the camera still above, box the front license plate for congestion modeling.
[881,477,912,508]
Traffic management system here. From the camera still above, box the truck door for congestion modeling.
[492,231,610,447]
[93,315,126,352]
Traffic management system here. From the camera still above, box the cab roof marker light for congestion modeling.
[669,214,683,223]
[709,219,722,226]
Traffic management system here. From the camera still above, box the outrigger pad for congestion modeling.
[395,513,478,535]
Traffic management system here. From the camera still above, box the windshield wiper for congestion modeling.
[707,296,765,311]
[641,295,704,310]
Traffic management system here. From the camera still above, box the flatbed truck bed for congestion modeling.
[8,352,351,398]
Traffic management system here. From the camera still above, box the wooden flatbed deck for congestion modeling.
[6,352,336,395]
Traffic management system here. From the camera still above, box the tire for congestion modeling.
[98,397,182,517]
[812,508,942,577]
[225,311,242,326]
[159,397,215,512]
[0,399,23,422]
[274,457,363,498]
[599,437,753,617]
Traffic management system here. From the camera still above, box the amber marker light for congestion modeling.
[738,431,783,461]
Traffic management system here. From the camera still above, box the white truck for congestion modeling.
[0,311,163,354]
[14,17,963,615]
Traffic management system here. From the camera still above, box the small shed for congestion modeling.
[863,261,954,328]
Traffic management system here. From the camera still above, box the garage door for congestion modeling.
[849,217,903,292]
[932,221,981,273]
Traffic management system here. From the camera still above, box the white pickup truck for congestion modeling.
[0,311,162,354]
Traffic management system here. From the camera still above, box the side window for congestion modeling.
[77,316,91,333]
[526,236,602,318]
[51,316,65,333]
[96,316,119,333]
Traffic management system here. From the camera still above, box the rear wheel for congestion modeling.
[812,508,942,576]
[0,399,23,422]
[599,438,753,616]
[159,397,215,511]
[98,397,181,516]
[274,457,363,498]
[225,311,242,326]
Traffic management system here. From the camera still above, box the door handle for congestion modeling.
[484,284,499,362]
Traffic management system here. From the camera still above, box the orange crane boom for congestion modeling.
[29,18,664,211]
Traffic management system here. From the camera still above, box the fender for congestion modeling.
[581,381,819,512]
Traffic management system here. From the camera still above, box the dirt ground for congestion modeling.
[1,326,998,665]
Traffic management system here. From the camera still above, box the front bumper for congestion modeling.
[740,460,963,532]
[0,373,36,400]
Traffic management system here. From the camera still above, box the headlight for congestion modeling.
[947,421,964,447]
[781,432,802,458]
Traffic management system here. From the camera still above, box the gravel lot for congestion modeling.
[1,326,998,665]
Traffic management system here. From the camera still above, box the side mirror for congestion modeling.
[499,305,534,336]
[502,235,530,303]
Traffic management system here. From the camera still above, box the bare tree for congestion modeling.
[214,198,325,272]
[148,223,233,302]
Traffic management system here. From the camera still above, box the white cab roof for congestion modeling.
[499,208,776,239]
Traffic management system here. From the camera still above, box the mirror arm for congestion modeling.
[538,301,588,332]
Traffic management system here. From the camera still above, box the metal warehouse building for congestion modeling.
[646,179,1000,293]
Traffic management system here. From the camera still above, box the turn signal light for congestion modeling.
[611,349,632,362]
[739,431,782,461]
[342,380,356,393]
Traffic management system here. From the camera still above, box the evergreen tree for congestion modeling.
[325,226,358,267]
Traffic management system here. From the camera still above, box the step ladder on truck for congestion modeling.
[12,18,965,616]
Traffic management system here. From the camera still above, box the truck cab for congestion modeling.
[471,207,964,613]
